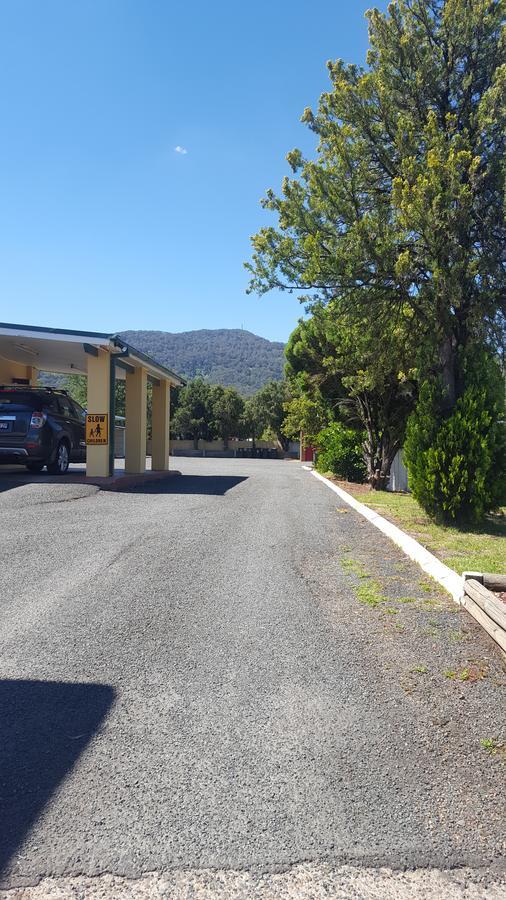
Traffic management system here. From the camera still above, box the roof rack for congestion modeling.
[0,385,70,396]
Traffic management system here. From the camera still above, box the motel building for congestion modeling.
[0,321,184,479]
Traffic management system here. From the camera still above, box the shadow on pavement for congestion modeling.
[123,474,248,496]
[0,679,115,878]
[0,473,29,494]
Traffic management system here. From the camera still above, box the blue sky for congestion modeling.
[0,1,384,343]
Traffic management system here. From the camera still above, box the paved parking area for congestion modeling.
[0,458,504,896]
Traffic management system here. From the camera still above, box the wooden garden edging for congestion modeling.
[462,573,506,656]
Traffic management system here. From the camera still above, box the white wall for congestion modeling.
[388,449,409,492]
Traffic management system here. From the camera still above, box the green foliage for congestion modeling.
[240,396,265,444]
[172,378,214,448]
[210,385,244,448]
[404,365,506,523]
[247,0,505,510]
[479,737,505,756]
[120,329,284,395]
[356,579,387,608]
[247,0,505,366]
[315,423,367,483]
[240,380,291,448]
[285,306,416,487]
[61,374,87,407]
[61,374,129,418]
[254,380,290,446]
[281,393,329,444]
[171,378,291,449]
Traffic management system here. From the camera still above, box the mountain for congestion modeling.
[119,329,286,395]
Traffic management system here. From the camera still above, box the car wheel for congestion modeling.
[25,461,45,473]
[47,441,70,475]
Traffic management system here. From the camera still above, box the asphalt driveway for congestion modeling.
[0,458,504,898]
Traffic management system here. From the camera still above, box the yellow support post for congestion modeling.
[86,350,111,478]
[151,379,170,470]
[125,366,147,474]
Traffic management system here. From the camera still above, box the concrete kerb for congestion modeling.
[307,468,463,603]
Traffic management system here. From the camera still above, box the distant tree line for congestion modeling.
[172,377,291,450]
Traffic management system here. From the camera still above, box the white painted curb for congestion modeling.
[309,469,463,602]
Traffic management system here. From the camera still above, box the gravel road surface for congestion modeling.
[0,458,504,897]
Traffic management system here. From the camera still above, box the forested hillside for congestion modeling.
[119,329,285,395]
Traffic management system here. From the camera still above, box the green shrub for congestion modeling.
[315,423,367,483]
[404,368,506,524]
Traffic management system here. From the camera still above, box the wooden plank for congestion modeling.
[465,579,506,631]
[482,573,506,592]
[461,593,506,655]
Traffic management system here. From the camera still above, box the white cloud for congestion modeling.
[174,145,188,155]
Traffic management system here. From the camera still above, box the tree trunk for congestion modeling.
[370,469,389,491]
[193,434,199,450]
[363,429,399,491]
[362,430,376,487]
[439,336,457,410]
[278,433,289,452]
[373,443,400,491]
[223,435,229,450]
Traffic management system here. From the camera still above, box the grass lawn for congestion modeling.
[338,483,506,575]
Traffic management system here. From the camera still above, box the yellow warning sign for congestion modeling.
[86,414,109,445]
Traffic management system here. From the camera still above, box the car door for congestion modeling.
[70,399,87,461]
[57,395,82,461]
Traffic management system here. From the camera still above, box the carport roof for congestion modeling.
[0,321,185,385]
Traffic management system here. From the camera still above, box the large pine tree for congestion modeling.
[248,0,505,505]
[248,0,504,403]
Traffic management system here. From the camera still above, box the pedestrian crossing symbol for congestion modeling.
[86,414,109,445]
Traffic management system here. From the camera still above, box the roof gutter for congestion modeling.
[110,335,185,385]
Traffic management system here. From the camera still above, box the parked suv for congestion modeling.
[0,386,86,474]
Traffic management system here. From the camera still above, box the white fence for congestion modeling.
[387,449,409,492]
